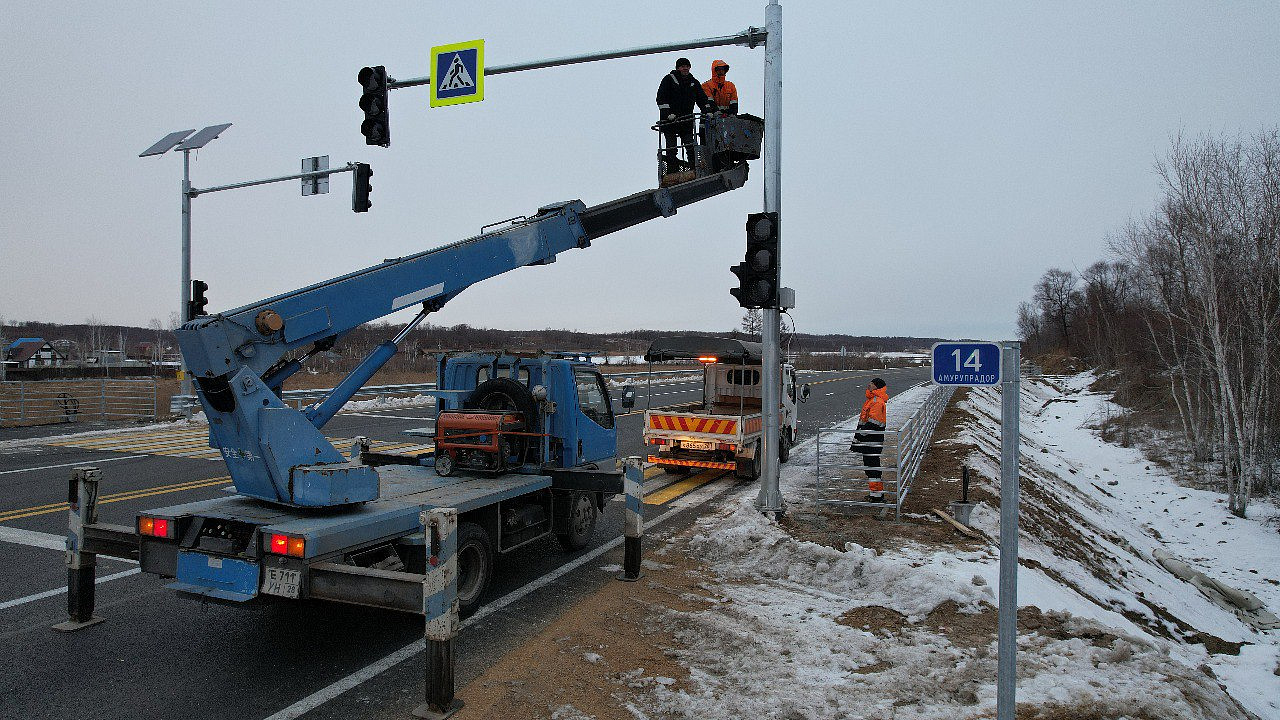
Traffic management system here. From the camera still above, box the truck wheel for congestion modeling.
[779,431,792,463]
[556,491,598,550]
[456,522,493,616]
[435,452,454,477]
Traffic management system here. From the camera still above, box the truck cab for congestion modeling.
[434,352,617,471]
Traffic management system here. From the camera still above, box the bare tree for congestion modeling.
[1032,268,1081,347]
[740,309,763,339]
[1016,301,1043,350]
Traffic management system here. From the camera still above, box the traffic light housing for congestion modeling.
[730,212,780,308]
[358,65,390,147]
[352,163,372,213]
[189,279,209,320]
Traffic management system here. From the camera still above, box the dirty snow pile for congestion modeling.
[641,374,1274,720]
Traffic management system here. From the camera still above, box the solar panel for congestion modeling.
[139,129,196,157]
[175,123,233,151]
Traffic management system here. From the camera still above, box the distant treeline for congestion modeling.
[2,318,939,371]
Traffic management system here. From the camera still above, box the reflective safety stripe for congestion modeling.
[647,455,736,470]
[648,414,738,434]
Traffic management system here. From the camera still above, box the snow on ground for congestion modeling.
[641,372,1274,719]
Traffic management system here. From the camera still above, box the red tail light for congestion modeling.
[269,533,288,555]
[267,532,305,558]
[138,515,174,539]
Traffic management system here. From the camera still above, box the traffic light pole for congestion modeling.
[755,0,785,517]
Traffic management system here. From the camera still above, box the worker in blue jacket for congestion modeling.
[656,57,714,175]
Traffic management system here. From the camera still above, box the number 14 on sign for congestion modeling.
[931,342,1002,386]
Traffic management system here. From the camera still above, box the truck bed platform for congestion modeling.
[146,466,552,560]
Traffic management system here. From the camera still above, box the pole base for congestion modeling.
[616,572,645,583]
[412,699,463,720]
[52,616,105,632]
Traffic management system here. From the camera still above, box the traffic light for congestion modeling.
[730,212,779,308]
[189,279,209,320]
[358,65,390,147]
[352,163,372,213]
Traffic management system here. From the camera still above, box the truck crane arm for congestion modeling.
[175,161,749,507]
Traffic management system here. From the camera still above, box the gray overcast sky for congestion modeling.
[2,2,1277,341]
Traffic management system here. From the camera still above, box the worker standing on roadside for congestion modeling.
[656,57,713,174]
[853,378,889,502]
[701,60,738,115]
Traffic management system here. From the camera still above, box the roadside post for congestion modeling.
[53,467,104,632]
[619,456,644,582]
[931,341,1018,720]
[416,507,462,720]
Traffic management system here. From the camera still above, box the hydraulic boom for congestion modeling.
[176,160,750,508]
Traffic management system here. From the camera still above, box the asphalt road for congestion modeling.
[0,365,928,720]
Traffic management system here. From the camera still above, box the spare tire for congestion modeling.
[466,377,539,463]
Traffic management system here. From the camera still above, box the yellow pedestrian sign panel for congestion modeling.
[430,39,484,107]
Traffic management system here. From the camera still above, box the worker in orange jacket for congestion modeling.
[854,378,889,502]
[701,60,738,115]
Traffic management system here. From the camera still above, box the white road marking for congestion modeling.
[0,525,70,551]
[0,454,148,475]
[260,479,732,720]
[0,525,141,612]
[0,568,142,611]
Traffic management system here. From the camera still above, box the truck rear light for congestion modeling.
[717,443,735,451]
[267,532,305,557]
[138,516,174,539]
[648,438,668,446]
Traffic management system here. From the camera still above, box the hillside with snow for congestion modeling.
[639,374,1279,719]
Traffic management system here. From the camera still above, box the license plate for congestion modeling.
[682,440,715,451]
[261,567,301,599]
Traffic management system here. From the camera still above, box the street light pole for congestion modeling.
[180,149,193,397]
[756,0,784,516]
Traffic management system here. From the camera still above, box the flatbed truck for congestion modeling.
[69,123,760,616]
[640,336,807,479]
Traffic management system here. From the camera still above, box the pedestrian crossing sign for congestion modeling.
[430,39,484,107]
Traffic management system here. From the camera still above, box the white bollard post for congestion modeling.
[53,467,105,631]
[414,507,462,719]
[619,456,644,582]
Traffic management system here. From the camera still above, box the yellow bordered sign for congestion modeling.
[430,39,485,107]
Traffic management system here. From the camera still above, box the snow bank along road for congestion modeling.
[0,367,929,720]
[617,373,1277,720]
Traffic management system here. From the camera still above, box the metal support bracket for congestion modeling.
[53,467,106,632]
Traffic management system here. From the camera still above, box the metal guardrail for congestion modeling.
[0,379,158,427]
[814,384,956,520]
[165,366,829,416]
[168,368,718,416]
[169,381,438,416]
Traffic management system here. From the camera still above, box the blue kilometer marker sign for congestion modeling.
[931,342,1002,386]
